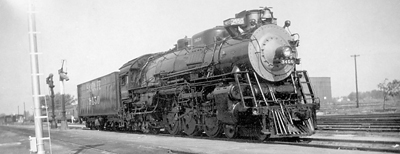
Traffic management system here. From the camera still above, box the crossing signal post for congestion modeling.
[46,74,57,129]
[59,60,69,130]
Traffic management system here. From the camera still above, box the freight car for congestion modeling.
[78,7,319,140]
[77,72,120,127]
[0,114,24,124]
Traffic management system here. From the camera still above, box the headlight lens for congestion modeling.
[283,46,292,57]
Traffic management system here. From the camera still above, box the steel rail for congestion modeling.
[264,139,400,153]
[318,113,400,119]
[71,124,400,153]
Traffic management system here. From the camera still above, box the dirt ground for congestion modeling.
[2,125,397,154]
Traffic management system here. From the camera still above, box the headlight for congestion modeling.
[283,46,292,57]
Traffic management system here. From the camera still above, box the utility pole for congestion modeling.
[24,102,26,121]
[28,0,45,153]
[59,60,69,130]
[351,54,360,108]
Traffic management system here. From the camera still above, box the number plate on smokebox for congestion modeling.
[281,59,295,64]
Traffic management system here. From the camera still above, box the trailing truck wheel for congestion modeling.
[224,125,238,139]
[204,116,222,138]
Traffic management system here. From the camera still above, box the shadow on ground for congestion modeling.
[73,144,104,154]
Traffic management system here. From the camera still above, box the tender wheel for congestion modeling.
[204,115,222,137]
[164,112,181,135]
[112,122,119,131]
[224,125,238,139]
[87,122,93,130]
[182,113,201,136]
[125,122,133,132]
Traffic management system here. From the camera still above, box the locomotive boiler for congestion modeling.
[78,7,319,140]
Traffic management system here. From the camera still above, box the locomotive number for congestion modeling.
[224,18,245,26]
[88,96,100,106]
[281,59,295,65]
[86,79,101,106]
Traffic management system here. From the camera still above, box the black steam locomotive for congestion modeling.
[78,7,319,140]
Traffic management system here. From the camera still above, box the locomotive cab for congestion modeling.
[224,7,277,38]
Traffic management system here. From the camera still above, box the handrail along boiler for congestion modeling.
[78,7,319,140]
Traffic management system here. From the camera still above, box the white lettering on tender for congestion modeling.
[87,79,101,106]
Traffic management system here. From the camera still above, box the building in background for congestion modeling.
[310,77,332,107]
[0,114,24,124]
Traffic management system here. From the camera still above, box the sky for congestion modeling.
[1,0,399,114]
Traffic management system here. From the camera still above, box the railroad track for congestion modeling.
[68,113,400,153]
[75,118,400,153]
[149,130,400,153]
[267,137,400,153]
[317,113,400,132]
[5,124,400,153]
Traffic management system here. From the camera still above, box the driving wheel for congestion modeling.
[164,112,181,135]
[182,112,201,136]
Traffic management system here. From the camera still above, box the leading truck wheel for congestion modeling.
[224,124,238,139]
[256,131,271,141]
[150,127,160,134]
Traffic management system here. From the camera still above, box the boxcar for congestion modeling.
[77,72,120,120]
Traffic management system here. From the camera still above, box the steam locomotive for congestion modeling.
[78,7,319,140]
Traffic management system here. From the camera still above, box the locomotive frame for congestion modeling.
[78,7,319,140]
